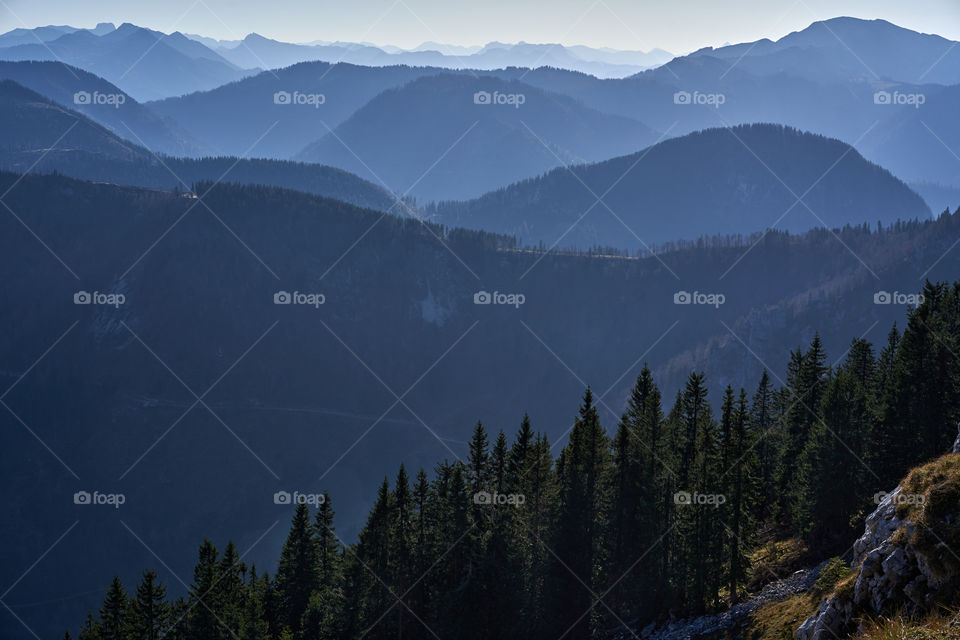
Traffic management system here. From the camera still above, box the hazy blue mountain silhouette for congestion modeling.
[206,33,668,78]
[0,61,206,156]
[0,81,397,211]
[296,73,660,200]
[0,23,254,101]
[686,17,960,85]
[860,83,960,188]
[148,62,441,158]
[427,124,931,249]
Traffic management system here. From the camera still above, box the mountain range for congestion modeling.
[4,13,960,640]
[0,80,397,211]
[1,170,956,640]
[0,23,255,101]
[3,17,958,211]
[427,124,931,248]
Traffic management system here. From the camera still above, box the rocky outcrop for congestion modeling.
[797,451,960,640]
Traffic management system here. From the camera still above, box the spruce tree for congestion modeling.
[548,387,611,639]
[750,371,780,525]
[129,570,170,640]
[98,575,128,640]
[313,492,341,589]
[188,539,220,640]
[276,503,319,633]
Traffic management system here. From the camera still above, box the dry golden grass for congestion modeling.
[743,594,820,640]
[856,609,960,639]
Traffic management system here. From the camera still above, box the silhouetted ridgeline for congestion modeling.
[428,124,931,249]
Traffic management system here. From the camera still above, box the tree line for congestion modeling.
[69,281,960,640]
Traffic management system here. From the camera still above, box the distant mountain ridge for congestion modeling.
[0,22,672,84]
[686,17,960,85]
[0,22,256,101]
[0,80,398,211]
[193,32,673,78]
[0,60,206,156]
[428,123,931,248]
[1,170,957,640]
[295,73,662,201]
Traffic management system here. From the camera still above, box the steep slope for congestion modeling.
[1,172,959,640]
[0,81,397,211]
[296,73,660,200]
[798,450,960,639]
[147,62,439,158]
[0,80,154,163]
[428,124,931,249]
[0,61,205,156]
[0,23,254,101]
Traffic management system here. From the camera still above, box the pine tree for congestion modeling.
[606,368,666,620]
[188,539,220,640]
[98,575,128,640]
[78,611,102,640]
[724,389,754,602]
[693,384,722,610]
[352,478,395,640]
[276,503,318,633]
[388,465,414,639]
[780,335,829,534]
[506,414,534,487]
[750,371,780,525]
[805,339,879,547]
[241,568,269,640]
[313,492,341,589]
[299,587,342,640]
[129,570,170,640]
[515,429,554,638]
[548,387,611,639]
[215,541,245,639]
[491,431,509,493]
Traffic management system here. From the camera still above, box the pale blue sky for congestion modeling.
[2,0,958,52]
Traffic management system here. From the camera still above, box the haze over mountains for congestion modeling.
[2,13,960,640]
[295,74,661,200]
[0,81,397,211]
[0,23,254,101]
[427,124,931,249]
[2,171,956,640]
[3,16,957,213]
[196,32,673,78]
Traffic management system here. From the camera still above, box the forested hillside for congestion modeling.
[65,281,960,640]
